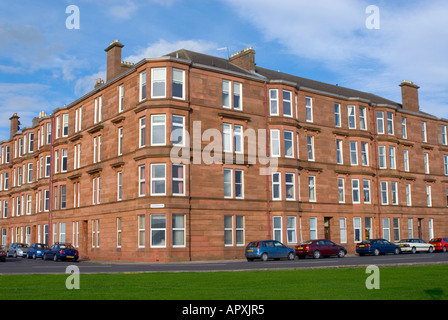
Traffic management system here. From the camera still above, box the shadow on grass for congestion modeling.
[424,288,444,300]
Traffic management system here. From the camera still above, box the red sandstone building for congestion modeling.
[0,40,447,262]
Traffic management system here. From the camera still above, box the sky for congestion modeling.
[1,0,448,141]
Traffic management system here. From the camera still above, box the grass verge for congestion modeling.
[0,265,447,300]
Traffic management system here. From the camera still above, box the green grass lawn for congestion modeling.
[0,265,447,300]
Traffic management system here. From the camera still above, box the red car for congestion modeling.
[295,239,347,259]
[429,238,448,252]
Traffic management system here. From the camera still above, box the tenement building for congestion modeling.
[0,40,447,262]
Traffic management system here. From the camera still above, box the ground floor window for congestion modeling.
[273,216,282,242]
[339,218,347,243]
[382,218,390,241]
[172,214,185,247]
[151,214,166,248]
[287,216,297,244]
[225,215,244,246]
[310,217,317,240]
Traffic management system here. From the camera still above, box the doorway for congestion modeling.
[418,218,423,239]
[79,220,89,259]
[324,217,332,240]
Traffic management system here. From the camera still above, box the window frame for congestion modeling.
[151,67,166,99]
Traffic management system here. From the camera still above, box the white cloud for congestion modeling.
[74,70,107,97]
[124,39,219,63]
[108,0,139,20]
[0,83,57,141]
[73,39,217,97]
[222,0,448,118]
[106,0,181,20]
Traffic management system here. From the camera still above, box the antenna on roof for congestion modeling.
[217,47,230,59]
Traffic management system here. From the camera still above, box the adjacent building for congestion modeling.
[0,40,447,262]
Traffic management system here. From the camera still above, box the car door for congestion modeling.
[383,240,394,253]
[48,245,55,258]
[325,240,337,256]
[266,241,277,258]
[274,241,289,258]
[316,240,327,256]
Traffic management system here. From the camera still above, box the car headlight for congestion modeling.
[36,250,41,254]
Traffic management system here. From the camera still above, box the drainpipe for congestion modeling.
[187,62,192,261]
[371,104,381,239]
[48,115,55,245]
[264,82,271,239]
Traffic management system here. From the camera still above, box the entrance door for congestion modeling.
[79,220,89,259]
[418,218,423,239]
[324,217,332,240]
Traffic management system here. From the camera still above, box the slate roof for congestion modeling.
[165,49,402,108]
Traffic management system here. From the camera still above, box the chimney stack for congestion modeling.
[10,113,20,139]
[229,47,256,72]
[105,40,125,82]
[400,80,420,113]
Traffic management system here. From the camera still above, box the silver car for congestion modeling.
[7,243,29,258]
[397,238,434,254]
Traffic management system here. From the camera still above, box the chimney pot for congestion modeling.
[229,47,256,72]
[105,40,125,82]
[400,80,420,112]
[9,113,20,139]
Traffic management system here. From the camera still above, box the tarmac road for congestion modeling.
[0,252,447,275]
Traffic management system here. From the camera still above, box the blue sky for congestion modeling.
[1,0,448,141]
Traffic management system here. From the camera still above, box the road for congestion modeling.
[1,252,447,275]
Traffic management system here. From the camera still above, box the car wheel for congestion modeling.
[43,253,46,260]
[428,246,434,253]
[33,254,36,259]
[338,250,345,258]
[53,254,58,262]
[443,246,447,253]
[287,252,295,260]
[411,247,417,254]
[13,252,17,258]
[373,248,380,256]
[261,253,268,262]
[394,248,400,255]
[313,250,321,259]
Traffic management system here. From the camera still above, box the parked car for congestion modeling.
[0,248,6,262]
[7,243,29,258]
[245,240,295,261]
[0,245,7,256]
[356,239,401,256]
[43,243,79,262]
[27,243,49,259]
[429,238,448,252]
[295,239,347,259]
[397,238,434,254]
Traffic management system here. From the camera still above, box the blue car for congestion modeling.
[245,240,295,261]
[356,239,401,256]
[43,243,79,262]
[27,243,49,259]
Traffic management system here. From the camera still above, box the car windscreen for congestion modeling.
[17,244,28,248]
[430,238,441,242]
